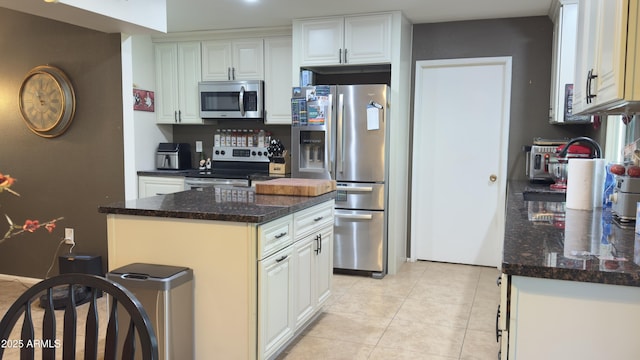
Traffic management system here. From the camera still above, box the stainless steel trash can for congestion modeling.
[107,263,194,360]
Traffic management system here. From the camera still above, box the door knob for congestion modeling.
[489,174,497,182]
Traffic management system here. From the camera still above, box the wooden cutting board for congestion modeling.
[255,178,336,196]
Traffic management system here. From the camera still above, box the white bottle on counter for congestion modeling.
[231,129,237,147]
[240,129,247,147]
[258,130,265,147]
[247,130,254,147]
[214,130,221,147]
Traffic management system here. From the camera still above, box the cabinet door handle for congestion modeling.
[178,110,182,122]
[232,67,236,80]
[276,255,288,263]
[318,233,322,254]
[274,232,287,239]
[496,276,501,287]
[586,69,598,104]
[344,48,348,63]
[314,234,320,254]
[228,67,231,80]
[313,216,324,222]
[496,305,501,342]
[174,110,178,123]
[338,48,342,64]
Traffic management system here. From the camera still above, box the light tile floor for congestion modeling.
[0,260,500,360]
[278,260,501,360]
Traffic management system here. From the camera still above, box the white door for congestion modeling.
[411,57,512,267]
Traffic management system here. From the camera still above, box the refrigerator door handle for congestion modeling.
[337,186,373,192]
[328,93,334,179]
[335,213,373,220]
[337,93,345,174]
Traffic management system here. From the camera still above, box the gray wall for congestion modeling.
[0,8,123,278]
[412,16,602,181]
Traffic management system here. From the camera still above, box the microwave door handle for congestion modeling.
[239,86,246,117]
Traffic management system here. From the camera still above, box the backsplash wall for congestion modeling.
[172,121,291,168]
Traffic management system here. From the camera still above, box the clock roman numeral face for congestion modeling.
[19,65,75,138]
[21,73,64,131]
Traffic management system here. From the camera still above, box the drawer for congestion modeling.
[293,201,334,239]
[258,215,293,259]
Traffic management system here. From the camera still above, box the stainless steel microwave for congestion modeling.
[198,80,263,119]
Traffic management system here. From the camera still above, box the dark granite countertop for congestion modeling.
[98,185,335,223]
[503,181,640,286]
[137,169,286,182]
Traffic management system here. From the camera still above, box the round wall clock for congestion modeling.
[19,65,76,138]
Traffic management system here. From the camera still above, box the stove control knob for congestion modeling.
[220,150,226,155]
[257,151,263,156]
[252,151,257,156]
[215,150,220,155]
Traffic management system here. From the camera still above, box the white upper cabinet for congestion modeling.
[549,0,591,124]
[294,13,392,66]
[264,36,293,124]
[343,14,392,64]
[573,0,640,115]
[202,39,264,81]
[154,42,202,124]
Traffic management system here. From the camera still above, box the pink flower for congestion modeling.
[22,219,40,233]
[0,173,16,191]
[45,222,56,233]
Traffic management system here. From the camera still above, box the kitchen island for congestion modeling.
[99,186,335,360]
[500,181,640,359]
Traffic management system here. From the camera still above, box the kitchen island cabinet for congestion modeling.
[99,187,335,360]
[501,181,640,359]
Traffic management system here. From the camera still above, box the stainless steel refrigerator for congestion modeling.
[291,84,389,278]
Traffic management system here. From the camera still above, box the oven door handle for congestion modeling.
[186,179,221,185]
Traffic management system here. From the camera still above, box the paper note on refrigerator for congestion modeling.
[367,105,380,130]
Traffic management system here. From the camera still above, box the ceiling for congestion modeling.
[167,0,554,33]
[0,0,554,34]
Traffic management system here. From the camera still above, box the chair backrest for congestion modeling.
[0,273,158,360]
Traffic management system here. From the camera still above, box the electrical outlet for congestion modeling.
[64,228,74,245]
[195,141,203,153]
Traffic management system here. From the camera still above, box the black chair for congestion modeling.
[0,273,158,360]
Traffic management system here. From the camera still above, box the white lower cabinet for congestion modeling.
[293,225,333,329]
[497,274,509,360]
[257,200,334,360]
[505,275,640,359]
[258,245,295,360]
[138,175,185,198]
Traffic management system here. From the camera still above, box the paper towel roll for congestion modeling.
[566,158,595,210]
[592,159,607,208]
